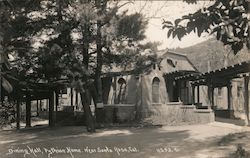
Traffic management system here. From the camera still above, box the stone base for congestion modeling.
[141,104,215,126]
[104,104,136,123]
[214,109,235,118]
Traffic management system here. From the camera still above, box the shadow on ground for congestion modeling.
[0,125,249,158]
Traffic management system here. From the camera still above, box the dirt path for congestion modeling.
[0,122,249,158]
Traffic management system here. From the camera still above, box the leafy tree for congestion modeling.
[0,0,154,132]
[163,0,250,125]
[163,0,250,54]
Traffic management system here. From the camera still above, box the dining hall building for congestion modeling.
[7,49,250,127]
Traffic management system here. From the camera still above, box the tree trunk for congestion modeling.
[81,23,96,132]
[95,19,105,124]
[56,0,63,21]
[80,90,95,132]
[16,89,20,130]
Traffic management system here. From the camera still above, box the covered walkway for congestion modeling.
[176,60,250,124]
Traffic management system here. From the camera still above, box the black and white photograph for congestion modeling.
[0,0,250,157]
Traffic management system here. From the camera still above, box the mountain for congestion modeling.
[174,38,250,73]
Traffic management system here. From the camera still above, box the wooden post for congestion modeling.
[55,91,59,113]
[16,90,20,130]
[244,76,249,125]
[114,77,117,104]
[211,87,214,109]
[46,99,49,111]
[40,100,42,111]
[49,91,55,127]
[207,84,212,109]
[197,85,200,104]
[75,92,78,110]
[192,84,195,105]
[26,92,31,128]
[55,91,59,123]
[227,82,232,111]
[227,82,233,118]
[36,100,39,116]
[70,88,73,106]
[0,64,3,103]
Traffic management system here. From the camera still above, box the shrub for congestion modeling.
[231,144,250,158]
[0,101,16,128]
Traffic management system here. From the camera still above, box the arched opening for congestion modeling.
[152,77,160,103]
[117,78,126,104]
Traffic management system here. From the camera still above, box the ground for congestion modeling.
[0,122,250,158]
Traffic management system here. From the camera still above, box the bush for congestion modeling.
[0,101,16,128]
[231,144,250,158]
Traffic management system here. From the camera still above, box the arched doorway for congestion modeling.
[152,77,160,103]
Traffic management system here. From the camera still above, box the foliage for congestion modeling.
[0,101,15,128]
[230,144,250,158]
[0,0,156,131]
[163,0,250,54]
[117,13,147,41]
[0,0,153,84]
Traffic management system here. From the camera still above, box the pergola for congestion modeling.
[3,73,67,129]
[175,60,250,123]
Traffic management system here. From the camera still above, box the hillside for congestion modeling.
[174,39,250,73]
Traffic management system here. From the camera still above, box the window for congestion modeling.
[153,64,156,69]
[117,78,126,103]
[152,77,160,103]
[167,59,176,68]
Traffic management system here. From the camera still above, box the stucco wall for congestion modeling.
[214,78,250,120]
[197,78,250,120]
[139,64,169,118]
[104,104,136,123]
[143,104,214,125]
[106,75,138,105]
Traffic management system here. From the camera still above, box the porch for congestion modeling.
[176,60,250,124]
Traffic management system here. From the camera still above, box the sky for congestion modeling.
[122,0,215,50]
